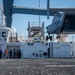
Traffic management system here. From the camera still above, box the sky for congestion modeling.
[0,0,75,38]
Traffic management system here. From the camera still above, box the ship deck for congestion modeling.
[0,59,75,75]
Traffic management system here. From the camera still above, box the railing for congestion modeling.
[28,22,43,27]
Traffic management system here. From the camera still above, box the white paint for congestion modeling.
[53,42,72,58]
[20,42,48,58]
[46,65,75,67]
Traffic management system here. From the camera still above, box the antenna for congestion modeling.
[38,0,41,26]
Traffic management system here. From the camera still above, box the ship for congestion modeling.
[0,22,74,59]
[0,0,74,59]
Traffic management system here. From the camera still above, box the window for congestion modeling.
[62,15,75,31]
[0,32,1,37]
[2,32,6,37]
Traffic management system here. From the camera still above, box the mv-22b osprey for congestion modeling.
[3,0,75,34]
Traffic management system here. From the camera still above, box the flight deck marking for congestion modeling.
[46,65,75,67]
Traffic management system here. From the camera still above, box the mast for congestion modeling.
[1,0,5,26]
[0,0,5,27]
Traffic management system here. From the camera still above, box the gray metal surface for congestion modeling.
[3,0,14,27]
[13,7,75,16]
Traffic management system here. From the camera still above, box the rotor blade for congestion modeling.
[47,0,50,19]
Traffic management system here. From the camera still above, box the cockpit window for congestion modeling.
[62,15,75,30]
